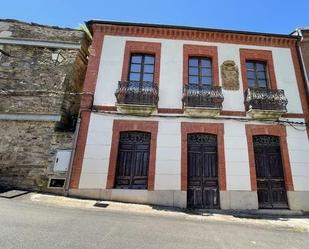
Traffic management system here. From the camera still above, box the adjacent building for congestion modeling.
[0,20,90,192]
[293,28,309,105]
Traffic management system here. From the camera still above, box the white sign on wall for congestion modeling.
[53,150,72,172]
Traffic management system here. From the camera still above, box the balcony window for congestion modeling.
[115,53,158,115]
[246,61,268,88]
[128,54,155,84]
[182,57,223,117]
[188,57,212,89]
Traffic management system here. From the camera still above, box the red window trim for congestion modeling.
[240,48,277,91]
[245,124,294,191]
[181,122,226,191]
[183,44,219,87]
[121,41,161,85]
[106,120,158,191]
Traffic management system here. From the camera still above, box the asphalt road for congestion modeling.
[0,198,308,249]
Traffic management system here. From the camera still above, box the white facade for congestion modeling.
[71,33,309,210]
[75,113,309,209]
[94,36,303,113]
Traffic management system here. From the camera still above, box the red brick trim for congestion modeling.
[69,111,91,188]
[121,41,161,84]
[220,110,247,116]
[93,105,117,112]
[245,124,294,191]
[183,45,219,87]
[281,113,305,118]
[290,46,309,138]
[106,120,158,191]
[69,29,105,189]
[92,105,304,119]
[157,108,184,114]
[240,49,277,91]
[93,23,296,48]
[181,122,226,191]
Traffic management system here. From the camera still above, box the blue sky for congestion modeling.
[1,0,308,34]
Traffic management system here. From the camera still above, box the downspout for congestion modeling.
[64,116,81,196]
[295,28,309,140]
[295,29,309,100]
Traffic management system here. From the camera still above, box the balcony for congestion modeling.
[115,81,159,116]
[182,84,224,117]
[245,87,288,119]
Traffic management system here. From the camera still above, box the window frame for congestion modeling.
[188,56,213,86]
[240,49,277,91]
[183,45,219,88]
[128,53,155,83]
[121,41,161,85]
[245,60,269,89]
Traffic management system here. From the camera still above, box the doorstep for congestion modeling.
[185,208,307,219]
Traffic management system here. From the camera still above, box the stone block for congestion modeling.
[287,191,309,211]
[220,191,258,210]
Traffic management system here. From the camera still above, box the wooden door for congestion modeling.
[187,134,219,209]
[114,131,150,189]
[253,135,288,209]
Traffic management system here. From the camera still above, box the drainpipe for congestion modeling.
[295,28,309,100]
[64,116,81,196]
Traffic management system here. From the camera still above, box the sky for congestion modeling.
[1,0,309,34]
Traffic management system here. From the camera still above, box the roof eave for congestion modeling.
[86,19,297,39]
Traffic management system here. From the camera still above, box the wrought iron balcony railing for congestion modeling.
[245,87,288,112]
[182,84,224,109]
[115,81,159,106]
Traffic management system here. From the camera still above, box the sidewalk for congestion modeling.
[17,192,309,232]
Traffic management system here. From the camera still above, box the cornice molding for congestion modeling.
[93,24,296,48]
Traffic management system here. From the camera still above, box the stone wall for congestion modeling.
[0,44,85,117]
[0,20,89,190]
[0,120,74,190]
[0,19,84,42]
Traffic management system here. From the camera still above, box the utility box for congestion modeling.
[53,150,72,172]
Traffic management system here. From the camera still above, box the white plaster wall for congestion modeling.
[155,119,181,189]
[79,114,183,190]
[286,126,309,191]
[224,121,251,190]
[79,113,257,191]
[272,48,303,113]
[78,113,308,193]
[158,42,183,109]
[93,35,302,113]
[94,37,125,106]
[218,45,245,111]
[78,113,113,188]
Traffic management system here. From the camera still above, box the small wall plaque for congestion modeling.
[221,60,239,90]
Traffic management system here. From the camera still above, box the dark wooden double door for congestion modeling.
[187,134,219,209]
[253,136,288,209]
[114,131,150,189]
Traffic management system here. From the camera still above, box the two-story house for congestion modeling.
[68,21,309,210]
